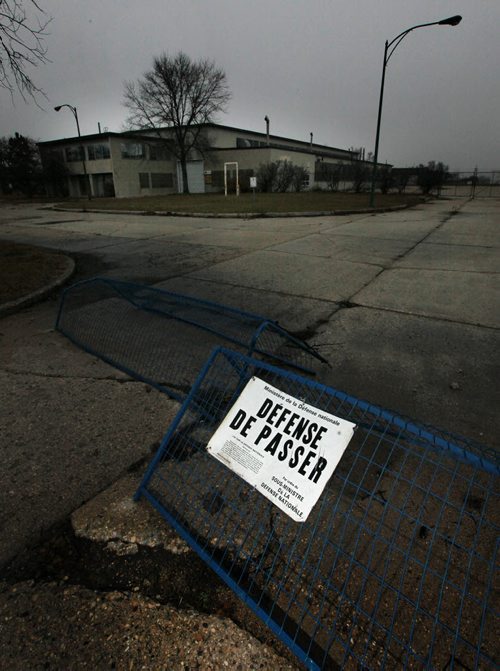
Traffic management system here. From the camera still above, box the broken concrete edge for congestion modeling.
[50,202,419,219]
[0,255,75,318]
[71,470,190,557]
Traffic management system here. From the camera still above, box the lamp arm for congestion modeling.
[386,19,445,64]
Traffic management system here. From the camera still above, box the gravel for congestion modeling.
[0,580,301,671]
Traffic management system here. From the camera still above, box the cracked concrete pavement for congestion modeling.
[1,196,499,574]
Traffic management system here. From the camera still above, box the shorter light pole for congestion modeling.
[369,15,462,207]
[54,103,91,200]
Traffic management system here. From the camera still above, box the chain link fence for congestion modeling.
[443,172,500,198]
[137,347,498,670]
[56,277,326,402]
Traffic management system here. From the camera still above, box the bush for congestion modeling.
[292,165,310,192]
[417,161,449,195]
[256,160,310,193]
[378,167,395,195]
[256,161,279,192]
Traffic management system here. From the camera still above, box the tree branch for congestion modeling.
[0,0,51,102]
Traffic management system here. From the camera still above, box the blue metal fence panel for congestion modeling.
[56,277,326,402]
[137,347,498,670]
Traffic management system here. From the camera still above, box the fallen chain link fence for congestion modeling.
[136,347,498,670]
[56,277,327,402]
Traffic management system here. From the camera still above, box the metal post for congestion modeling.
[368,16,462,208]
[54,103,91,200]
[369,40,388,208]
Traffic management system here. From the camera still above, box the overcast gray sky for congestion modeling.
[1,0,499,171]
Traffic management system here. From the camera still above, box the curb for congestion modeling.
[51,203,417,219]
[0,255,75,318]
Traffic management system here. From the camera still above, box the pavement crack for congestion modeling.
[288,307,340,341]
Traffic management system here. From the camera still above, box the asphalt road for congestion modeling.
[1,196,499,568]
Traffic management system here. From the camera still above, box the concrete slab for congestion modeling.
[353,268,500,328]
[189,249,381,302]
[0,224,133,253]
[46,218,206,239]
[155,226,313,250]
[317,214,370,232]
[0,303,130,379]
[0,302,179,568]
[72,473,189,555]
[178,217,321,234]
[0,206,86,226]
[425,213,500,247]
[395,242,499,272]
[0,369,177,568]
[155,276,337,333]
[311,307,500,448]
[327,214,441,242]
[269,232,412,265]
[89,238,245,283]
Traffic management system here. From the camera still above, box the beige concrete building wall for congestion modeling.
[108,137,178,198]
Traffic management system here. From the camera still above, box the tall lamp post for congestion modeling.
[54,103,91,200]
[369,15,462,207]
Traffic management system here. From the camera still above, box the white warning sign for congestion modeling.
[207,377,356,522]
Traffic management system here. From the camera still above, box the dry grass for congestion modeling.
[0,241,69,304]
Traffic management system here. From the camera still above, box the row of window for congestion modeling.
[64,142,171,162]
[65,143,111,162]
[139,172,174,189]
[121,142,171,161]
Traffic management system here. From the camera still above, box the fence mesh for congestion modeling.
[443,172,500,199]
[56,277,326,401]
[137,347,498,671]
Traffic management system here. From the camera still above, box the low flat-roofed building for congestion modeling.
[38,122,373,198]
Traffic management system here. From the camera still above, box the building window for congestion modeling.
[139,172,150,188]
[120,142,145,159]
[65,145,85,162]
[87,143,110,160]
[151,172,173,188]
[149,144,170,160]
[236,137,267,148]
[236,137,251,148]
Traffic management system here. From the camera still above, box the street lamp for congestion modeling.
[54,103,91,200]
[369,15,462,207]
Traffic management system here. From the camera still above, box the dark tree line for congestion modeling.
[0,132,67,196]
[0,133,41,194]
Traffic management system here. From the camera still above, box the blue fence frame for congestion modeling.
[56,277,327,404]
[136,347,498,670]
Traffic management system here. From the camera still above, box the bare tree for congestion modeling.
[123,52,231,193]
[0,0,51,101]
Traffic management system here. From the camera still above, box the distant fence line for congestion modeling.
[312,164,500,197]
[442,171,500,198]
